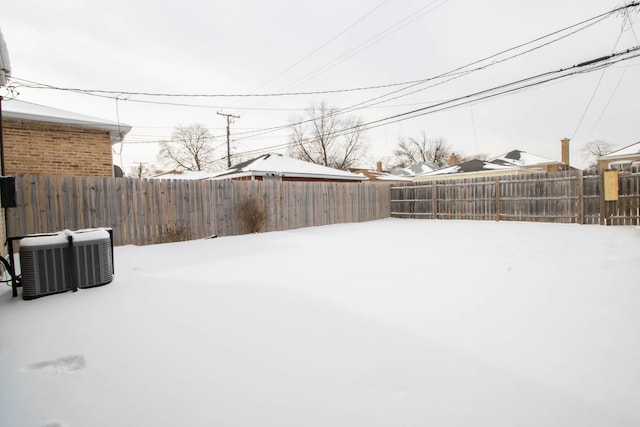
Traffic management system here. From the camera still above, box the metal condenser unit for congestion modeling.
[19,228,114,300]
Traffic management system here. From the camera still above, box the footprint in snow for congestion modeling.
[27,354,86,373]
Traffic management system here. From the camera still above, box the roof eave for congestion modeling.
[599,153,640,161]
[3,110,132,143]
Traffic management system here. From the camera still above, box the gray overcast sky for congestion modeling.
[2,0,639,172]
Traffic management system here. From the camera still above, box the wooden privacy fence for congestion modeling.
[391,169,640,225]
[6,176,391,246]
[5,169,638,249]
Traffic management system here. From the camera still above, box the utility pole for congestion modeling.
[133,161,148,179]
[217,112,240,167]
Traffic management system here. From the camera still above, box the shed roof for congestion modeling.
[210,153,366,181]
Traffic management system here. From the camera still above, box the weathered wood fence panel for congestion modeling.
[582,171,601,225]
[392,169,640,225]
[5,168,637,249]
[6,177,392,246]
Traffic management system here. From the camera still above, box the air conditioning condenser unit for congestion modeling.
[19,228,114,300]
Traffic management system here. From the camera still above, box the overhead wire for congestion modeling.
[271,0,452,94]
[8,3,640,162]
[570,5,631,140]
[224,9,626,144]
[196,46,640,164]
[231,46,640,156]
[338,11,614,116]
[9,0,636,142]
[243,0,392,96]
[195,50,640,167]
[11,2,637,103]
[211,3,633,146]
[579,1,640,141]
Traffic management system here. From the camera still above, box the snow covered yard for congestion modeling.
[1,218,639,427]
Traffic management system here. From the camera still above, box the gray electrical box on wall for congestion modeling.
[0,176,16,207]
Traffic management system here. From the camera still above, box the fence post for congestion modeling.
[577,170,584,224]
[494,176,501,221]
[599,170,606,225]
[431,181,437,219]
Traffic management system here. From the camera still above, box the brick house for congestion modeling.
[1,99,131,177]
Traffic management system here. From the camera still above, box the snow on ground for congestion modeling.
[1,219,639,427]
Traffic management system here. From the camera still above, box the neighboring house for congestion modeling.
[413,158,540,182]
[598,141,640,171]
[2,99,131,177]
[412,140,573,182]
[208,153,366,182]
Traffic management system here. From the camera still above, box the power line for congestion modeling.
[13,0,632,150]
[574,1,640,141]
[228,18,619,144]
[11,2,637,103]
[9,3,640,166]
[226,12,627,145]
[270,0,452,94]
[123,46,640,165]
[582,64,629,142]
[224,46,640,158]
[351,47,640,133]
[570,4,634,140]
[249,4,638,143]
[246,0,392,95]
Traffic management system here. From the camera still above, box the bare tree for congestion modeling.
[288,101,367,170]
[127,163,161,178]
[129,163,148,178]
[582,139,616,167]
[159,124,219,171]
[456,152,489,163]
[392,133,451,168]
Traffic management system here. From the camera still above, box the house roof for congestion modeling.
[489,149,560,167]
[349,168,412,182]
[418,159,518,176]
[210,153,366,181]
[599,141,640,159]
[412,158,541,181]
[391,162,441,177]
[2,99,132,143]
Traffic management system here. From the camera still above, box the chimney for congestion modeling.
[376,161,383,173]
[561,138,570,168]
[449,153,458,166]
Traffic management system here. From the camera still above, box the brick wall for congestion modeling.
[2,119,114,177]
